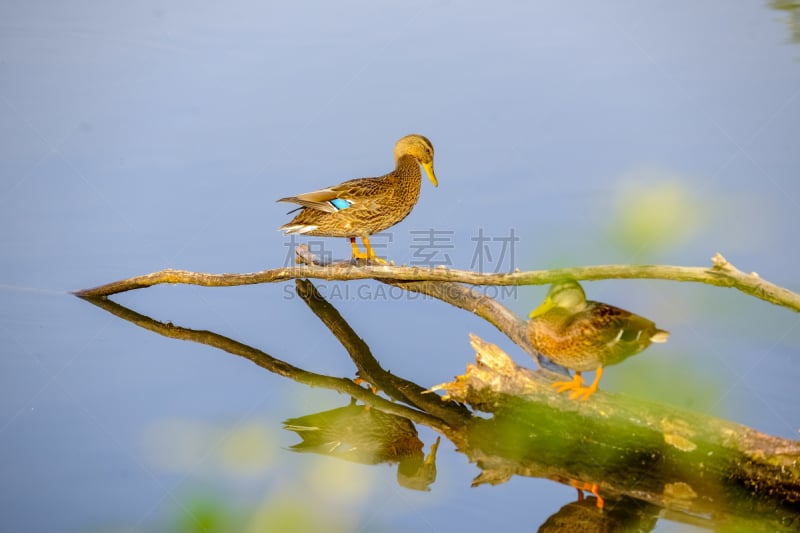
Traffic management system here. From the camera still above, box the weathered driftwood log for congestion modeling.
[432,334,800,532]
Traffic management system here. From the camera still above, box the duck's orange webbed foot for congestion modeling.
[349,238,370,262]
[551,368,603,401]
[551,372,585,394]
[351,236,387,265]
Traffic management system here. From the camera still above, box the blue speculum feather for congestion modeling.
[329,198,352,210]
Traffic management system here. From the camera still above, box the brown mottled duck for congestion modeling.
[283,401,441,491]
[528,280,669,400]
[278,134,437,263]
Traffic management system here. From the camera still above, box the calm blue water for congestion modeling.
[2,1,799,531]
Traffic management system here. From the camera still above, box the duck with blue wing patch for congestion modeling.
[278,134,437,263]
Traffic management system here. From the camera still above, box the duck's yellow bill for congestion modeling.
[529,297,554,319]
[422,161,438,187]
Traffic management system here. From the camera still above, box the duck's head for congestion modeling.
[529,280,587,318]
[395,134,437,187]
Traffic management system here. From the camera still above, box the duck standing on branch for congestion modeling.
[278,134,437,263]
[528,279,669,400]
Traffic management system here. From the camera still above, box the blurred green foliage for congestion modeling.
[143,417,379,533]
[769,0,800,42]
[607,169,702,260]
[605,354,725,414]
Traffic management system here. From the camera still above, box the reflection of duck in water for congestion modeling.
[528,280,669,400]
[283,400,440,491]
[537,493,657,533]
[278,134,437,263]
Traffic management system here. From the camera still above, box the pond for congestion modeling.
[2,1,799,531]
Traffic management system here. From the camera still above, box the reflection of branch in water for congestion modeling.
[437,334,800,532]
[284,399,441,491]
[294,279,470,425]
[79,295,448,432]
[78,281,800,530]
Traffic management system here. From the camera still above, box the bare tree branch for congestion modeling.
[294,279,471,425]
[79,294,450,431]
[73,251,800,313]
